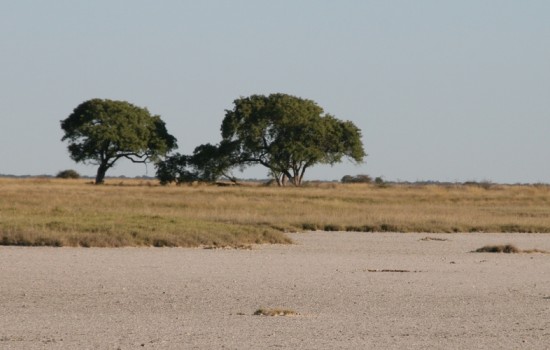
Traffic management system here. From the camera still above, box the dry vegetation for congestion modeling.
[253,308,299,316]
[420,236,449,241]
[1,178,550,247]
[473,244,549,254]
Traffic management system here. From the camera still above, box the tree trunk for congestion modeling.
[297,166,308,187]
[95,163,109,184]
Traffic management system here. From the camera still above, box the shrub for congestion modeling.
[341,175,354,183]
[463,180,494,190]
[475,244,520,253]
[473,244,548,254]
[302,223,318,231]
[155,153,197,185]
[254,308,298,316]
[56,169,80,179]
[323,224,344,231]
[341,174,372,184]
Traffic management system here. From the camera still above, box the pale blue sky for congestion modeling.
[1,1,549,183]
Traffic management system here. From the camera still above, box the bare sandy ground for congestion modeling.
[1,232,550,349]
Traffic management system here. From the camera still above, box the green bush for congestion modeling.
[341,174,372,184]
[56,169,80,179]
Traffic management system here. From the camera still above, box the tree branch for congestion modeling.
[121,152,151,164]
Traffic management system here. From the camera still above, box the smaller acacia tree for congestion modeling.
[155,153,196,185]
[156,140,241,185]
[61,99,177,184]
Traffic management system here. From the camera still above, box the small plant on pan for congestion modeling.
[473,244,548,254]
[254,308,298,316]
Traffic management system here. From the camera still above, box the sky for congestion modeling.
[1,1,549,183]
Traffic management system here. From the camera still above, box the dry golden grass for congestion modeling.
[1,178,550,247]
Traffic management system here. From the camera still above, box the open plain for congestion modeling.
[2,179,550,248]
[1,231,549,349]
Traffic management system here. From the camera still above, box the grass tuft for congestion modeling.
[323,224,344,232]
[420,236,449,241]
[301,223,318,231]
[253,308,299,316]
[473,244,548,254]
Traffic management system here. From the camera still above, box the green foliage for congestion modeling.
[220,93,366,186]
[156,140,241,185]
[190,140,241,183]
[56,169,80,179]
[155,153,196,185]
[341,174,372,184]
[60,99,177,184]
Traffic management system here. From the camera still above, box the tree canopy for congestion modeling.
[61,98,177,184]
[157,93,365,186]
[219,93,365,186]
[156,140,241,185]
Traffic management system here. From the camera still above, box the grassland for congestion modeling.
[1,178,549,247]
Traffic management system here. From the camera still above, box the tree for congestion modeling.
[220,93,366,186]
[156,140,241,185]
[188,140,241,183]
[61,99,177,184]
[155,153,196,185]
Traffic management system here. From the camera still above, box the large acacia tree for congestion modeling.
[61,98,177,184]
[220,93,365,186]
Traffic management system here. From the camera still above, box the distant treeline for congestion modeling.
[0,174,155,180]
[0,173,546,187]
